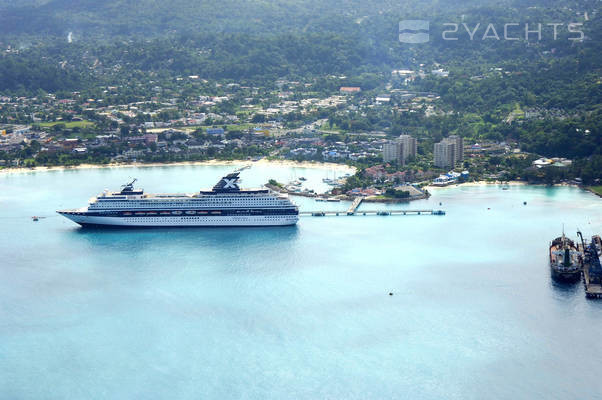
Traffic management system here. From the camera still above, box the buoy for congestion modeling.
[523,201,527,205]
[439,202,442,206]
[389,292,393,296]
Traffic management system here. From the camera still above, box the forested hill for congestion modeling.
[0,0,513,37]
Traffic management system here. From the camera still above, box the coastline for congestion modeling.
[425,180,528,190]
[0,159,356,175]
[425,180,598,194]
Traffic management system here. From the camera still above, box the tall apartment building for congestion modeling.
[382,134,417,165]
[434,135,464,168]
[383,141,402,163]
[398,134,417,162]
[448,135,464,162]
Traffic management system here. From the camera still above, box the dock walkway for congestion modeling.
[347,197,363,215]
[300,209,445,217]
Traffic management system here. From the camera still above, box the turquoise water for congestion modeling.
[1,165,602,400]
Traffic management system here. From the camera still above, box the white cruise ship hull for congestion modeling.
[57,172,300,228]
[58,212,298,227]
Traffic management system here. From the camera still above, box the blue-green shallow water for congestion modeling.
[1,165,602,400]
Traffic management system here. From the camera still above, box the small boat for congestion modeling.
[550,234,581,282]
[315,198,326,202]
[299,177,307,181]
[32,216,39,222]
[326,198,341,202]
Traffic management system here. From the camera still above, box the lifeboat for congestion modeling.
[159,211,171,215]
[171,211,183,215]
[185,211,196,215]
[135,212,146,216]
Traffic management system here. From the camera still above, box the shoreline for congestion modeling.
[0,159,356,175]
[425,180,597,194]
[425,180,528,190]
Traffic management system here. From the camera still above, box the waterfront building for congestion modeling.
[383,141,402,164]
[434,141,455,168]
[399,134,417,161]
[382,134,417,165]
[434,135,463,168]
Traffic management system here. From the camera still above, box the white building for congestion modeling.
[382,134,417,165]
[434,135,463,168]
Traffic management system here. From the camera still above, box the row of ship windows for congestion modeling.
[120,216,293,222]
[99,197,278,202]
[96,199,285,203]
[92,203,288,208]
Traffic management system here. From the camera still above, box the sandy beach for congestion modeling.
[425,180,585,191]
[0,159,356,175]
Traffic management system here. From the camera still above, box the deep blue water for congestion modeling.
[1,164,601,400]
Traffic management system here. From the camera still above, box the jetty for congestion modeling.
[347,197,363,215]
[577,232,602,299]
[300,209,445,217]
[583,265,602,299]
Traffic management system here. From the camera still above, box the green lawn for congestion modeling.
[36,120,95,129]
[587,186,602,196]
[186,123,256,132]
[319,122,343,132]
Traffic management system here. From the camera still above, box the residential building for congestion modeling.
[448,135,464,162]
[398,134,417,161]
[434,141,456,168]
[339,87,361,94]
[434,135,463,168]
[382,134,416,165]
[383,141,402,163]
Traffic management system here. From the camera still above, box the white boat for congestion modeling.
[57,172,299,227]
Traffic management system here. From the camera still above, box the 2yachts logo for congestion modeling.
[399,20,585,43]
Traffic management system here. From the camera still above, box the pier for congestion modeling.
[577,234,602,299]
[300,209,445,217]
[347,197,363,215]
[583,266,602,299]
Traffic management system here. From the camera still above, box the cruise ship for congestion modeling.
[57,172,299,227]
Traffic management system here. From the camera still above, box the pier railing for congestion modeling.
[300,209,445,217]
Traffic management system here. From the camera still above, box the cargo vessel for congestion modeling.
[549,234,582,282]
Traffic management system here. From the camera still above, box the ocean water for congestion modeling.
[1,164,601,400]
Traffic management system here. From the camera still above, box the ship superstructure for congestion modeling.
[57,172,299,227]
